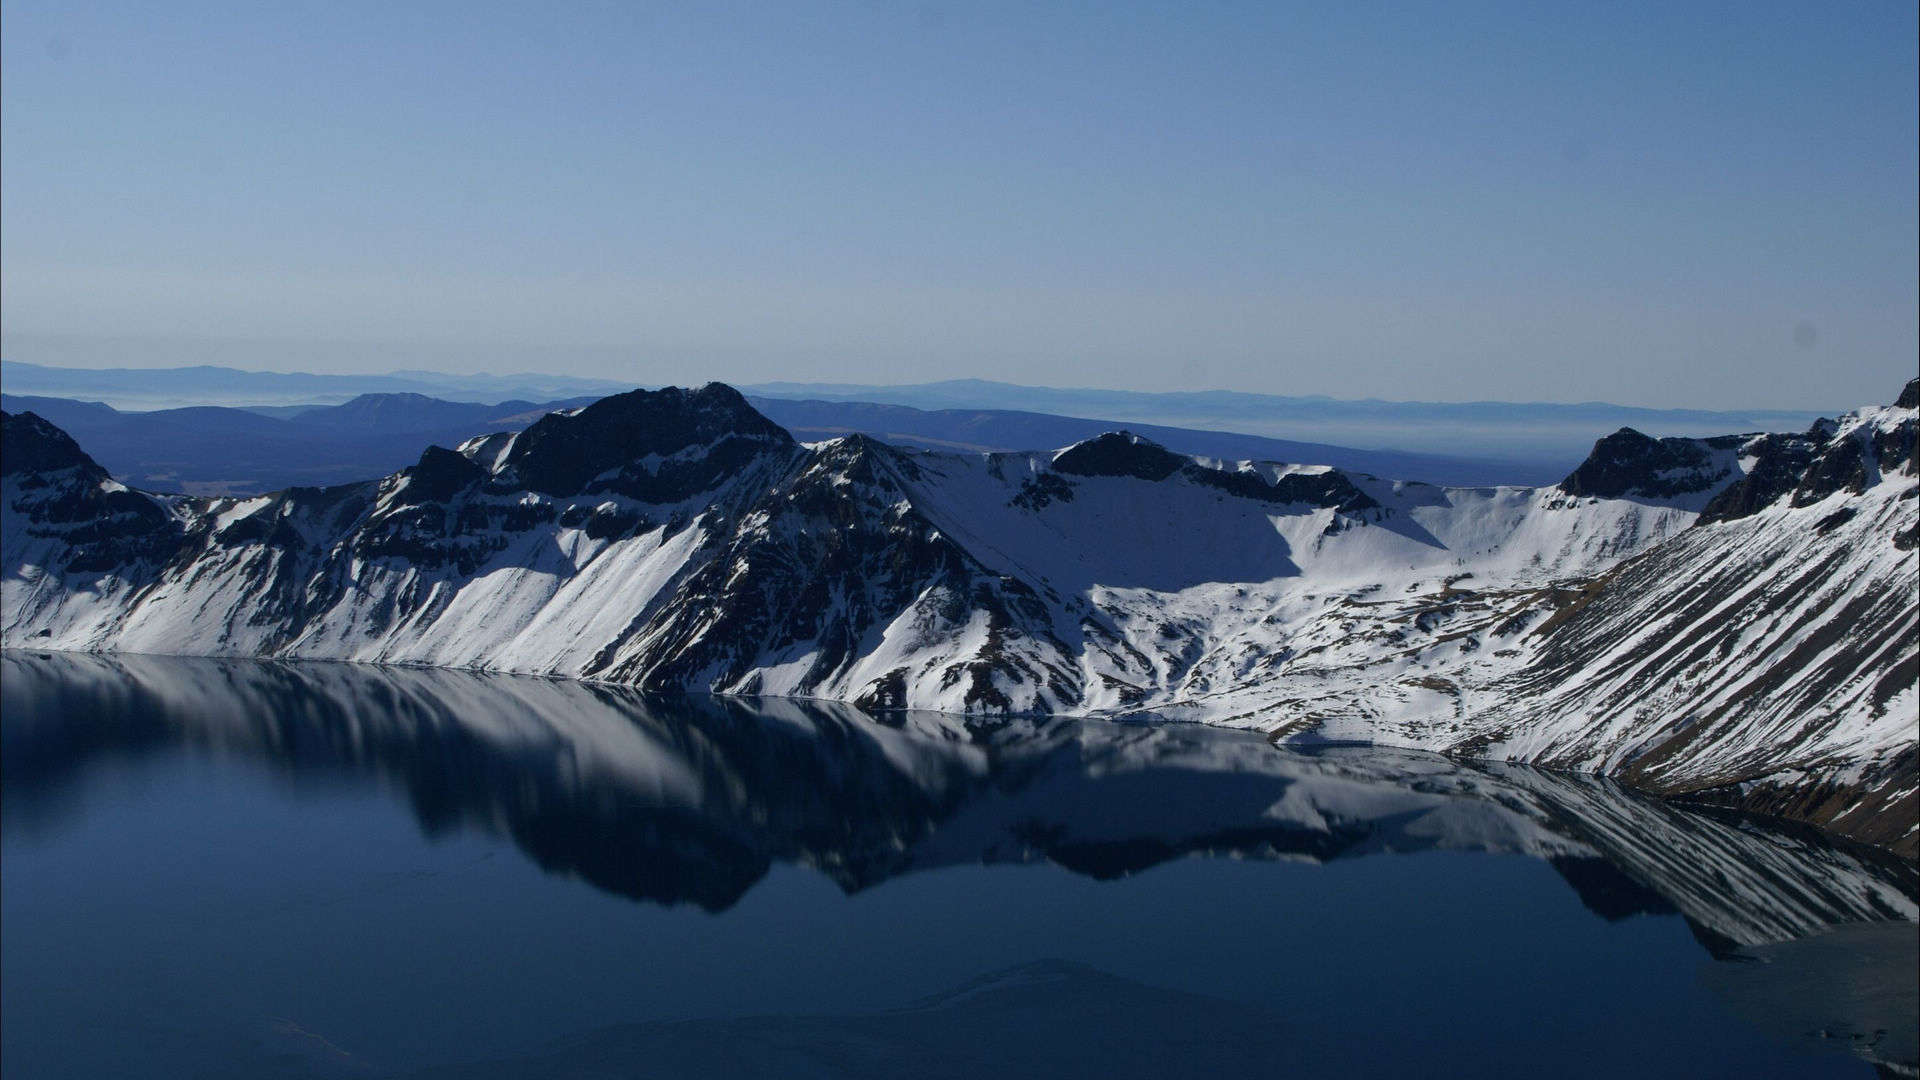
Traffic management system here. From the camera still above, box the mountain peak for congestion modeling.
[1896,378,1918,409]
[1052,431,1187,481]
[339,392,440,408]
[498,384,793,497]
[393,444,486,505]
[1,411,106,479]
[1557,428,1729,500]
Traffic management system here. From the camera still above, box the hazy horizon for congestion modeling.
[1,344,1885,415]
[5,4,1916,411]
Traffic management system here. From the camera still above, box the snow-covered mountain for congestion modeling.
[4,381,1915,852]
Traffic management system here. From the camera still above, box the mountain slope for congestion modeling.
[1232,399,1919,851]
[4,380,1914,851]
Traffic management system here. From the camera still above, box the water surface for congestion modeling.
[3,651,1914,1078]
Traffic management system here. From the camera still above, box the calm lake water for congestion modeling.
[3,650,1914,1079]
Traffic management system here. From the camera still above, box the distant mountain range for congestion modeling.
[5,379,1914,853]
[739,377,1834,460]
[0,359,633,409]
[0,392,602,495]
[1,360,1831,463]
[0,390,1557,494]
[749,397,1559,486]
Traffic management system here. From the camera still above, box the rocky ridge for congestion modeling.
[3,379,1914,852]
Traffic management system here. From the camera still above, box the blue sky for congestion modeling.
[2,1,1914,408]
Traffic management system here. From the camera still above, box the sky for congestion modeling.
[2,1,1915,409]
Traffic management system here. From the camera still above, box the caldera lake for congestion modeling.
[2,650,1914,1078]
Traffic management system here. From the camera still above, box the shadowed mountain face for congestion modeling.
[497,384,793,498]
[0,411,97,476]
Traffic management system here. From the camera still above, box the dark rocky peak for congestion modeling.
[1052,432,1187,481]
[1790,433,1871,507]
[457,430,516,468]
[1696,432,1820,524]
[1871,412,1916,476]
[497,384,793,497]
[814,430,887,461]
[392,445,485,506]
[1029,430,1378,513]
[1,411,106,480]
[808,432,926,484]
[2,411,183,571]
[1697,420,1873,522]
[1897,378,1918,409]
[1696,395,1917,525]
[1184,464,1380,513]
[1557,428,1730,499]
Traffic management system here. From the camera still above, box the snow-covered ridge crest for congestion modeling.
[3,378,1915,853]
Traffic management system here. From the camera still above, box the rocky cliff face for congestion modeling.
[4,381,1915,851]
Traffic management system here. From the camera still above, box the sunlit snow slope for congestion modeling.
[4,381,1915,852]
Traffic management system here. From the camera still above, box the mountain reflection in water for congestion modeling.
[3,650,1915,1078]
